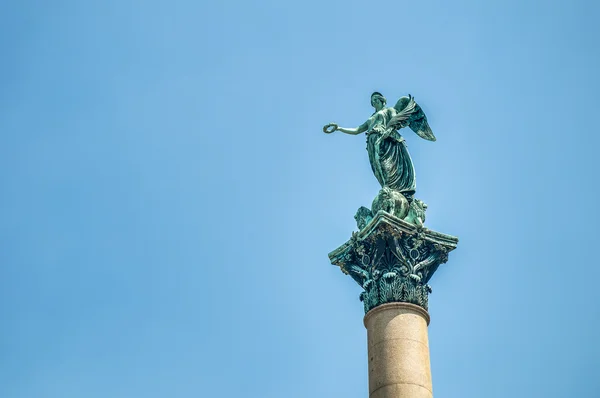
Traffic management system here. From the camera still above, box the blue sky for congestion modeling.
[1,1,599,397]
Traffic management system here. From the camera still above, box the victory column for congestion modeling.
[324,92,458,398]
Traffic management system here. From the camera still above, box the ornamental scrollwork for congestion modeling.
[337,220,453,313]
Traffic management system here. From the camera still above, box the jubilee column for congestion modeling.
[329,212,457,397]
[323,92,458,398]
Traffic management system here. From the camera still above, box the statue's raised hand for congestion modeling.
[323,123,338,134]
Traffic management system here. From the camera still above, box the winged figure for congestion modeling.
[388,95,436,141]
[323,92,435,200]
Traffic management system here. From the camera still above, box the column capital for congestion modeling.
[328,211,458,313]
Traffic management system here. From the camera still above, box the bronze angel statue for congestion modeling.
[323,92,435,227]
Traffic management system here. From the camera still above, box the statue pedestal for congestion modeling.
[364,303,432,398]
[328,211,458,397]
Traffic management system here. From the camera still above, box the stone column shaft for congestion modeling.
[364,303,432,398]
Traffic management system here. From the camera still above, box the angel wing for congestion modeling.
[386,95,436,141]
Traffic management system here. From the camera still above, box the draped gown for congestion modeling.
[364,107,416,197]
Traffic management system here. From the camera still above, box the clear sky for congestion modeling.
[1,1,599,397]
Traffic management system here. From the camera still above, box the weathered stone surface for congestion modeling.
[364,303,433,398]
[370,383,433,398]
[329,211,458,313]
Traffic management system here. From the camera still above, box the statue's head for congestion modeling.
[371,92,387,110]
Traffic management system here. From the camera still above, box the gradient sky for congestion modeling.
[1,1,600,397]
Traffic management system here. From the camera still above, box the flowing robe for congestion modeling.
[365,107,416,196]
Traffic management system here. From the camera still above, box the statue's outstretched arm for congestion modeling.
[324,120,369,135]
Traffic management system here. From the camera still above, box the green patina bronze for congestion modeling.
[324,92,434,205]
[329,212,457,313]
[325,92,458,313]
